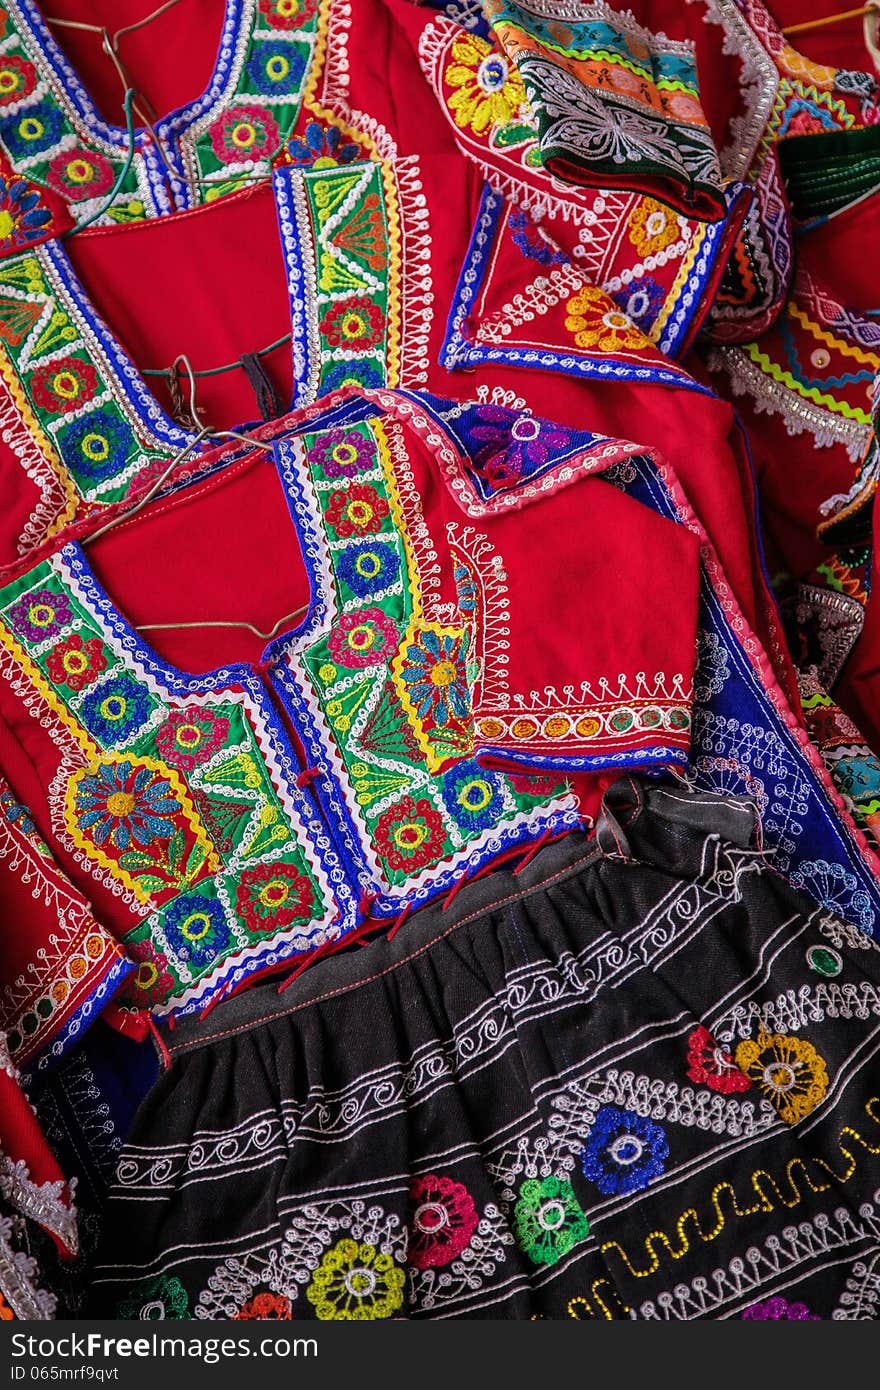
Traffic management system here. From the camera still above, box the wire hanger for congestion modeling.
[782,3,877,36]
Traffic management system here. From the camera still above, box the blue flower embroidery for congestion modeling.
[398,629,470,728]
[612,277,664,333]
[56,408,135,485]
[246,40,307,95]
[74,762,179,851]
[321,360,382,394]
[163,893,230,969]
[337,540,400,598]
[0,176,52,248]
[287,120,360,167]
[80,674,153,747]
[0,102,65,158]
[509,208,565,266]
[580,1105,669,1196]
[441,759,505,832]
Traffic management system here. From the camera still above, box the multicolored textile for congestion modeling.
[89,780,880,1321]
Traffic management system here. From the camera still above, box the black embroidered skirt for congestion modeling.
[90,781,880,1321]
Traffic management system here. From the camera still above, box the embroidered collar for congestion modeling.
[0,0,325,223]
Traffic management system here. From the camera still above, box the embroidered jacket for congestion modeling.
[0,393,703,1046]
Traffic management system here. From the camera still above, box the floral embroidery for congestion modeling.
[234,1292,292,1319]
[79,673,154,747]
[0,102,64,159]
[509,209,565,266]
[46,632,106,692]
[409,1175,479,1270]
[470,405,571,482]
[0,787,36,836]
[55,408,135,484]
[685,1025,751,1095]
[441,759,504,832]
[0,175,52,248]
[209,105,281,165]
[612,277,664,333]
[374,796,446,872]
[444,33,527,136]
[321,360,382,393]
[564,285,647,353]
[125,939,175,1006]
[287,121,360,168]
[0,55,36,107]
[320,297,385,352]
[155,708,230,772]
[580,1105,669,1196]
[512,1177,590,1268]
[627,199,681,258]
[327,607,400,669]
[164,892,230,968]
[734,1031,829,1125]
[311,428,374,479]
[71,759,180,852]
[46,148,115,203]
[236,861,315,933]
[116,1274,189,1320]
[305,1238,405,1320]
[8,587,72,642]
[324,484,389,538]
[246,40,308,95]
[336,541,400,599]
[741,1297,820,1320]
[30,356,98,413]
[397,628,470,728]
[258,0,317,28]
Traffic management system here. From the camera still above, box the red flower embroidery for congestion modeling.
[46,632,107,692]
[155,708,230,772]
[327,607,399,669]
[324,483,388,537]
[236,861,315,933]
[234,1292,292,1319]
[47,147,115,202]
[0,55,37,107]
[30,357,98,414]
[374,797,446,872]
[320,297,385,351]
[125,939,175,1006]
[409,1175,479,1269]
[258,0,317,28]
[686,1025,751,1094]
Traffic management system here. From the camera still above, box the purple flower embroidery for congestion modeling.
[8,587,73,643]
[310,428,375,479]
[470,405,571,485]
[741,1297,820,1321]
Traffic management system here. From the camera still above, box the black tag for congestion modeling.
[240,352,283,422]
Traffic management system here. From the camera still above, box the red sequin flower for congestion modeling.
[236,861,315,933]
[155,708,230,772]
[234,1292,292,1319]
[327,607,399,669]
[686,1025,751,1094]
[210,105,280,164]
[324,482,388,537]
[30,357,98,414]
[320,297,385,351]
[409,1175,479,1269]
[258,0,317,28]
[126,939,175,1006]
[375,796,446,872]
[47,147,115,202]
[46,632,107,692]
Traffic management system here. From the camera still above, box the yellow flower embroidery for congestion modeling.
[445,34,527,136]
[306,1238,405,1320]
[627,198,681,258]
[564,285,648,353]
[734,1030,829,1125]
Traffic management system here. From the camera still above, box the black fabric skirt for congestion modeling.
[90,779,880,1321]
